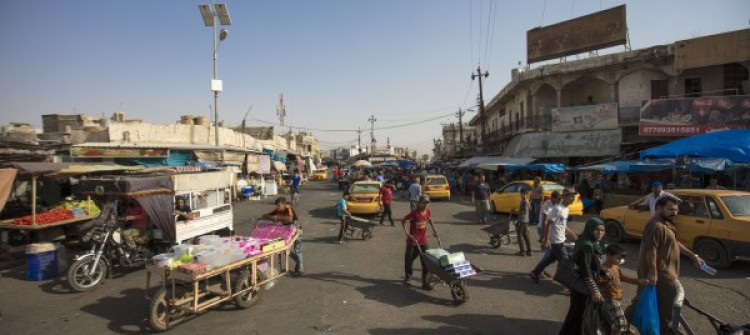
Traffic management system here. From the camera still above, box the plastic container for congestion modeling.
[700,262,717,275]
[26,243,58,281]
[242,186,254,196]
[197,235,221,246]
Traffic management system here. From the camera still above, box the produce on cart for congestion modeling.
[145,221,299,331]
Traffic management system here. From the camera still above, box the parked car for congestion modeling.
[422,174,450,201]
[346,181,383,215]
[489,180,583,216]
[600,189,750,268]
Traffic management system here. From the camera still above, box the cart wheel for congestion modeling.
[149,285,191,332]
[450,281,469,303]
[489,236,501,249]
[362,229,373,240]
[234,269,263,309]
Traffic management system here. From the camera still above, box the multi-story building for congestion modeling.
[438,123,475,160]
[469,28,750,165]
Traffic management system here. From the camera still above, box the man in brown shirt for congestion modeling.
[636,195,704,334]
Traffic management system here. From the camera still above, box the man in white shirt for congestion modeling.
[530,188,578,283]
[537,191,561,241]
[640,181,673,216]
[408,177,422,211]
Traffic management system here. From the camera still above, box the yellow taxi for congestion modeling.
[600,189,750,269]
[346,181,383,215]
[311,169,328,181]
[423,174,451,201]
[489,180,583,216]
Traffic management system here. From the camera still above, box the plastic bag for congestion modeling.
[632,285,661,335]
[583,300,607,335]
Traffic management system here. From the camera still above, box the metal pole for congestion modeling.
[213,21,220,146]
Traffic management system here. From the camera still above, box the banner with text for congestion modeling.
[639,95,750,136]
[504,129,621,158]
[552,103,619,132]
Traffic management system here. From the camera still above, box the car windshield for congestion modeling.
[426,178,447,185]
[542,184,564,191]
[720,195,750,216]
[351,184,380,193]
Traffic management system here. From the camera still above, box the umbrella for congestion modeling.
[353,160,372,167]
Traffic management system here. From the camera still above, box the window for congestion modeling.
[721,195,750,216]
[723,63,748,95]
[651,79,669,99]
[677,195,709,218]
[706,197,723,219]
[685,78,702,97]
[501,183,521,193]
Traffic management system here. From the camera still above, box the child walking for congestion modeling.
[599,244,648,335]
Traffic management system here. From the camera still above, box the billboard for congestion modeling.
[552,103,619,132]
[527,5,627,63]
[674,29,750,70]
[504,129,621,158]
[71,147,168,158]
[639,95,750,136]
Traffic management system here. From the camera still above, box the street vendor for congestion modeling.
[401,195,439,290]
[263,197,304,276]
[174,197,194,221]
[122,200,149,250]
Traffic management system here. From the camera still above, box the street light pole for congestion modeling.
[199,4,231,146]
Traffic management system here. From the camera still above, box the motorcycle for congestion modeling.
[67,200,169,292]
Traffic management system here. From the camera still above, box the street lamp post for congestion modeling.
[199,4,231,146]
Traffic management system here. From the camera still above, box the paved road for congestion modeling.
[1,182,748,334]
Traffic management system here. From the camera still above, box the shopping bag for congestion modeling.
[632,285,660,335]
[553,257,589,295]
[582,300,607,335]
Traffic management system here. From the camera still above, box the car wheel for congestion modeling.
[605,220,626,243]
[694,238,732,269]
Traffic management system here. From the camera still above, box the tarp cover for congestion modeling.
[640,129,750,163]
[136,194,176,243]
[572,158,734,174]
[172,171,231,192]
[0,169,18,212]
[258,155,271,174]
[505,163,566,174]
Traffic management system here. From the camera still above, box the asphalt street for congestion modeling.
[1,181,748,335]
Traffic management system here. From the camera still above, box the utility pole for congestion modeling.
[368,115,377,154]
[456,108,465,150]
[471,66,489,151]
[357,127,362,156]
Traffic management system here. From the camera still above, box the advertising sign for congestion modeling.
[552,103,619,132]
[674,29,750,70]
[527,5,627,63]
[639,95,750,136]
[504,129,621,158]
[71,147,168,158]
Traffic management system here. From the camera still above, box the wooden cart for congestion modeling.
[144,233,298,332]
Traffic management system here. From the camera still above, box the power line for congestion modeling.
[248,112,455,133]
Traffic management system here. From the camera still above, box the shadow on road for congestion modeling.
[79,287,151,334]
[368,313,560,335]
[305,271,457,308]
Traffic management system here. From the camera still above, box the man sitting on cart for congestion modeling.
[174,197,194,221]
[262,197,304,276]
[122,200,149,250]
[401,195,439,290]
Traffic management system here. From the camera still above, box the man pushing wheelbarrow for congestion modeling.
[401,195,439,290]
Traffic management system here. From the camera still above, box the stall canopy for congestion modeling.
[505,163,565,174]
[399,160,417,168]
[460,156,534,170]
[572,157,735,174]
[5,162,145,177]
[640,129,750,163]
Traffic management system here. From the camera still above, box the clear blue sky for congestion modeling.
[1,1,748,156]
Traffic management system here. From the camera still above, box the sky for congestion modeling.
[1,0,748,156]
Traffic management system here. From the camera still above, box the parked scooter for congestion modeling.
[67,200,169,292]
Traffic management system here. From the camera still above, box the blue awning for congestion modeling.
[640,129,750,163]
[505,163,565,174]
[572,157,736,174]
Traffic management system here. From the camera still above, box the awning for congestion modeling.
[505,163,565,174]
[273,161,287,171]
[571,158,734,175]
[476,156,536,170]
[640,129,750,163]
[4,162,145,177]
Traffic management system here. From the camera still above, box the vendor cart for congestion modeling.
[416,239,482,304]
[344,215,377,240]
[144,233,298,332]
